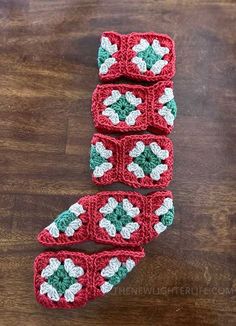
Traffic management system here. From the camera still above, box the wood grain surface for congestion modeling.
[0,0,235,325]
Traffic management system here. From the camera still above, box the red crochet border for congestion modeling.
[34,248,145,309]
[92,81,175,134]
[38,190,173,247]
[90,133,174,188]
[98,31,176,82]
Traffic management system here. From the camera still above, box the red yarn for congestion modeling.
[38,191,173,247]
[91,133,174,188]
[99,32,175,82]
[92,81,175,134]
[34,248,145,309]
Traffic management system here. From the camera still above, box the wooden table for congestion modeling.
[0,1,235,325]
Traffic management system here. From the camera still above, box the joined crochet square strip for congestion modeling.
[34,249,144,309]
[90,133,174,188]
[98,31,175,82]
[38,191,174,247]
[92,81,177,134]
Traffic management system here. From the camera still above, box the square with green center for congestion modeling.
[47,265,76,296]
[137,46,162,70]
[134,146,162,175]
[110,95,136,121]
[105,203,133,232]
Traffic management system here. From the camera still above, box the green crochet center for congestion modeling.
[90,145,107,170]
[55,210,77,232]
[134,146,162,175]
[160,207,175,226]
[47,265,76,296]
[137,46,162,70]
[108,265,129,286]
[98,47,111,68]
[110,95,136,121]
[105,203,133,232]
[166,99,177,117]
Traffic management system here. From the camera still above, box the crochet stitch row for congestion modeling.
[38,191,174,247]
[34,249,144,309]
[98,32,175,82]
[90,133,174,188]
[92,81,177,134]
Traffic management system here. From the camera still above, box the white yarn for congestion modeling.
[125,91,142,106]
[131,56,147,73]
[125,258,135,272]
[154,222,167,234]
[101,37,118,55]
[101,257,121,278]
[69,203,85,216]
[129,141,145,158]
[99,58,117,75]
[120,222,140,239]
[159,106,175,126]
[122,198,140,217]
[99,37,118,75]
[100,281,113,294]
[151,39,169,57]
[158,88,174,104]
[99,218,116,237]
[150,164,168,181]
[99,197,118,215]
[40,282,60,302]
[41,258,61,278]
[150,60,168,75]
[95,142,112,159]
[64,219,82,237]
[155,197,173,216]
[64,258,84,278]
[64,283,82,302]
[149,142,169,160]
[125,110,141,126]
[93,162,113,177]
[102,108,120,125]
[103,90,121,106]
[127,162,145,178]
[132,38,149,52]
[46,222,60,238]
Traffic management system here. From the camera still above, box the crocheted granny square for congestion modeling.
[98,32,175,82]
[90,133,174,188]
[92,81,177,134]
[38,191,174,247]
[34,249,144,309]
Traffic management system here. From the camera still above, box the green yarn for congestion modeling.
[47,265,76,296]
[137,46,162,70]
[97,47,111,68]
[55,210,76,232]
[90,145,106,170]
[161,207,175,226]
[166,99,177,117]
[105,203,132,232]
[134,146,161,175]
[109,265,128,286]
[110,95,136,121]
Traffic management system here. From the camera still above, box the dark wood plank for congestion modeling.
[0,0,235,325]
